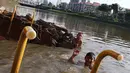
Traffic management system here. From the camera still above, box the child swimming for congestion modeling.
[83,52,95,73]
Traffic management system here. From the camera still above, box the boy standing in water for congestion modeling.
[68,32,82,64]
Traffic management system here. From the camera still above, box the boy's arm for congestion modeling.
[89,65,93,70]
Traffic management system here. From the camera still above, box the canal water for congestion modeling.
[1,6,130,73]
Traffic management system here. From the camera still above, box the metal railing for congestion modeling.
[11,26,36,73]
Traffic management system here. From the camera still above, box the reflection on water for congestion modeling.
[7,6,130,73]
[0,0,17,11]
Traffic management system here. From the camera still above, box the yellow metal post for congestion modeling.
[7,5,17,35]
[90,50,123,73]
[31,8,36,26]
[11,26,36,73]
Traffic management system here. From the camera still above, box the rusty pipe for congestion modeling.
[7,5,17,35]
[31,8,36,26]
[90,50,123,73]
[11,26,36,73]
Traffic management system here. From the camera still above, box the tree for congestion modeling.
[111,3,119,14]
[97,4,111,19]
[48,2,53,7]
[52,5,56,9]
[98,4,111,12]
[118,7,126,22]
[125,12,130,22]
[110,3,119,22]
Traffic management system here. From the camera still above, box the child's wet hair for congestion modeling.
[85,52,95,60]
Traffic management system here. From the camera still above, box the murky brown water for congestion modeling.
[0,40,78,73]
[0,6,130,73]
[0,0,17,10]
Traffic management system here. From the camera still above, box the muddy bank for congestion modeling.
[0,9,75,49]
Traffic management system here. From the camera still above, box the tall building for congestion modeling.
[57,0,61,6]
[70,0,79,3]
[68,0,80,12]
[36,0,41,5]
[81,0,86,3]
[93,2,100,7]
[67,0,102,15]
[87,0,90,2]
[43,0,48,5]
[80,0,87,12]
[70,0,73,2]
[59,2,68,10]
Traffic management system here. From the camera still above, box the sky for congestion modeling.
[47,0,130,8]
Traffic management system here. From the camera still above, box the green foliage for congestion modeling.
[125,12,130,20]
[111,3,119,13]
[114,18,118,22]
[126,12,130,16]
[48,2,53,7]
[97,3,119,14]
[97,4,111,12]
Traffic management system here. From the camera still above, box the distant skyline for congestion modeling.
[47,0,130,8]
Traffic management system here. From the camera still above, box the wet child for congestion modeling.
[0,36,5,40]
[68,32,82,64]
[84,52,95,73]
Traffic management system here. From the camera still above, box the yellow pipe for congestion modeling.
[11,26,36,73]
[7,5,17,35]
[90,50,123,73]
[31,8,36,26]
[11,5,17,22]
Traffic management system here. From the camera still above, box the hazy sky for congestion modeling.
[48,0,130,8]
